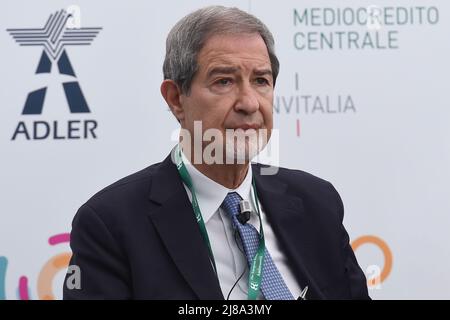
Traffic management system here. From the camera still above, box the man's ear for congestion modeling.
[160,80,185,122]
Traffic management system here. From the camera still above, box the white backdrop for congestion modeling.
[1,0,449,300]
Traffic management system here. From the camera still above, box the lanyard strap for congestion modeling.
[247,178,266,300]
[174,145,217,274]
[174,145,266,300]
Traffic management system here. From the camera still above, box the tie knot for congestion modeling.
[221,192,242,218]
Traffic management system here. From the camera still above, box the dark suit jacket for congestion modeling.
[63,154,369,300]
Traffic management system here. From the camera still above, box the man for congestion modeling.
[63,6,369,300]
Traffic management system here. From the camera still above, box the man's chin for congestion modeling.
[224,144,260,165]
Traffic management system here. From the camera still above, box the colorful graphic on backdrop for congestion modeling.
[0,233,71,300]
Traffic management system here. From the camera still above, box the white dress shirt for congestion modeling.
[180,151,302,300]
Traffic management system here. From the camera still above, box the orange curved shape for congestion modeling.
[37,252,72,300]
[351,235,393,286]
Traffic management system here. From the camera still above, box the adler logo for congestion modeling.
[7,8,102,140]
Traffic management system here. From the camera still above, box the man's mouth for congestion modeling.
[228,124,261,131]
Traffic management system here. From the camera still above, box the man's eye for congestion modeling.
[255,77,269,85]
[215,78,233,86]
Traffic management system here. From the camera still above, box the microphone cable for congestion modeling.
[226,228,248,300]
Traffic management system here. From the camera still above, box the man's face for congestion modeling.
[180,33,274,163]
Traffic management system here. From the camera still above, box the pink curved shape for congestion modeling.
[19,276,29,300]
[48,233,70,246]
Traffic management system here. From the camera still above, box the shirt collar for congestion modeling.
[180,149,253,223]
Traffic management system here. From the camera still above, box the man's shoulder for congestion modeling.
[86,161,165,207]
[252,162,332,188]
[70,156,180,243]
[252,163,341,207]
[252,163,344,227]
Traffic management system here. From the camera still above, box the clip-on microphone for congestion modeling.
[237,200,251,224]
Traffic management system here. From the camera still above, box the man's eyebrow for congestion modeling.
[207,66,239,78]
[253,69,273,77]
[206,66,273,78]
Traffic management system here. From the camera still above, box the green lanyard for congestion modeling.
[174,145,266,300]
[248,178,266,300]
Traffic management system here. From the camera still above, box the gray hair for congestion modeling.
[163,6,280,94]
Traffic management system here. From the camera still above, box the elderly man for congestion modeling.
[64,6,369,300]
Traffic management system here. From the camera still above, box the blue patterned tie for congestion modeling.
[221,192,294,300]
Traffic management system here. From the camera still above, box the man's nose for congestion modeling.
[234,83,259,114]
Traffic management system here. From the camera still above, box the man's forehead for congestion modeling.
[199,34,269,59]
[200,50,272,74]
[195,34,272,76]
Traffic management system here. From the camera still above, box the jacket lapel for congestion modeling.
[253,165,326,300]
[147,155,223,300]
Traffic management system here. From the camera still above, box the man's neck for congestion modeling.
[191,162,249,190]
